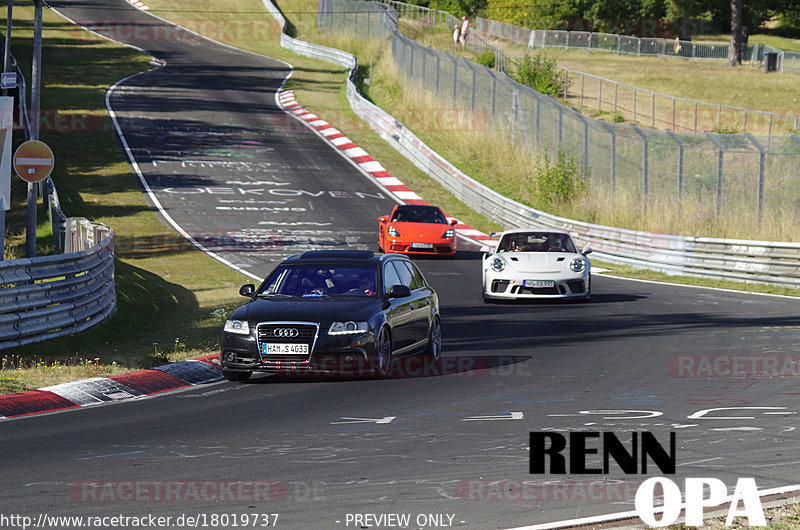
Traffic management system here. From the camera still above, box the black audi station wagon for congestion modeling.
[220,250,442,380]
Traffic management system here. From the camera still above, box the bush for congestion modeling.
[536,149,586,206]
[476,50,495,68]
[610,110,624,123]
[513,53,566,97]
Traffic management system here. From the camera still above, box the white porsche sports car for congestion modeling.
[480,228,592,302]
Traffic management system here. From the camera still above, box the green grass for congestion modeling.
[695,32,800,53]
[549,49,800,127]
[1,1,248,392]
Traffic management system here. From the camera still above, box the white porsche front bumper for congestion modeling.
[483,271,590,300]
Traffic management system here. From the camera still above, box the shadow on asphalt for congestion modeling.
[236,354,532,384]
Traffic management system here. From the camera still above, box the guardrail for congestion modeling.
[265,0,800,289]
[0,52,117,349]
[0,223,116,349]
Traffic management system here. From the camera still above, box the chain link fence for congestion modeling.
[372,0,798,137]
[557,66,799,136]
[317,0,800,235]
[475,16,800,73]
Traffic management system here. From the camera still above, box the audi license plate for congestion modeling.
[263,343,309,355]
[523,280,555,288]
[411,242,433,249]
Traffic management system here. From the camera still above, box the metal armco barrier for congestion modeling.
[264,0,800,289]
[0,222,116,349]
[0,48,117,349]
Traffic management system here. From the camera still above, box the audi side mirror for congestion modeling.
[387,285,411,299]
[239,284,255,297]
[582,245,593,255]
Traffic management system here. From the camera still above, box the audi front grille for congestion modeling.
[257,322,319,363]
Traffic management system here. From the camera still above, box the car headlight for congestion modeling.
[442,228,454,239]
[328,321,369,335]
[387,226,400,237]
[490,256,506,272]
[570,257,586,273]
[224,319,250,335]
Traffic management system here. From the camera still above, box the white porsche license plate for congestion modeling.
[263,343,309,355]
[523,280,555,288]
[411,242,433,249]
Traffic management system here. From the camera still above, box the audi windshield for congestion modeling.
[259,264,379,298]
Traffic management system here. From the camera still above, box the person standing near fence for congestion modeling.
[459,16,470,47]
[453,24,460,48]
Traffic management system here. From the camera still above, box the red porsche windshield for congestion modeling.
[390,206,447,224]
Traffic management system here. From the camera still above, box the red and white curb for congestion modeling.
[127,0,150,10]
[0,356,222,420]
[277,90,496,249]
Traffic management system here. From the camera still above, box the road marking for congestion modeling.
[687,406,788,420]
[462,412,524,421]
[330,416,396,425]
[677,457,723,466]
[549,409,663,420]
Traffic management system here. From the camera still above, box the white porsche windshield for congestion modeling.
[497,232,576,253]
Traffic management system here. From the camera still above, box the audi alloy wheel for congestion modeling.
[374,327,392,378]
[425,316,442,369]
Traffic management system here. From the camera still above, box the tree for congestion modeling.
[728,0,742,65]
[429,0,487,17]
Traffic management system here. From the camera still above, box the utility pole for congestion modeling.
[1,0,11,261]
[26,0,42,257]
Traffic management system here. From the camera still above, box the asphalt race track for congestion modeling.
[59,0,398,278]
[2,1,799,529]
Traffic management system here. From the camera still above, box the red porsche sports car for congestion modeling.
[378,204,458,257]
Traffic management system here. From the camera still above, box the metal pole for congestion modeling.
[490,74,496,117]
[671,98,676,131]
[583,116,589,179]
[26,0,43,258]
[598,79,602,111]
[558,106,562,146]
[1,0,12,261]
[650,92,655,127]
[452,58,457,103]
[633,126,649,214]
[666,130,684,204]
